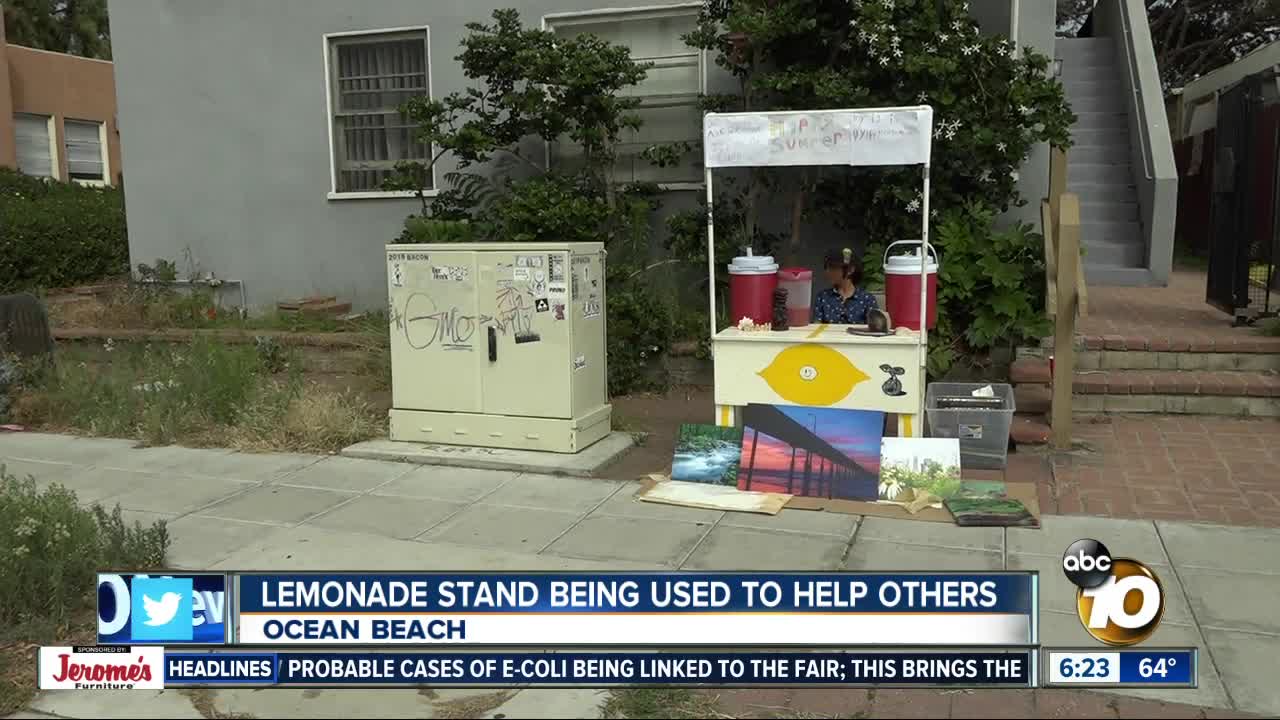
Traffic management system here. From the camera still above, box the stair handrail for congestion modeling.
[1115,0,1154,181]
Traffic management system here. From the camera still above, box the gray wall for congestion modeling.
[109,0,711,311]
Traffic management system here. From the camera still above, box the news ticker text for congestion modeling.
[38,647,1199,690]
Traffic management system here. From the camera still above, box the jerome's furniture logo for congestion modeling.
[1062,538,1165,646]
[38,646,164,690]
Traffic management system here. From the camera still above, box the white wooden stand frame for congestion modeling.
[703,106,934,436]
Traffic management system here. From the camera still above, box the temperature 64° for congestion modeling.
[1138,657,1175,678]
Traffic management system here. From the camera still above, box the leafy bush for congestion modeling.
[398,217,477,244]
[606,282,676,396]
[0,467,169,626]
[0,169,129,292]
[930,202,1051,373]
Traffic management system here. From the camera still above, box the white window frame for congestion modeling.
[323,25,438,201]
[62,118,111,187]
[14,112,60,180]
[542,3,707,191]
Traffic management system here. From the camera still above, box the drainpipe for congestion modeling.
[1009,0,1019,52]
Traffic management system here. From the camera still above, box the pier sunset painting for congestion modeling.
[737,404,883,501]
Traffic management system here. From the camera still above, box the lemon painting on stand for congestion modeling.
[757,344,870,406]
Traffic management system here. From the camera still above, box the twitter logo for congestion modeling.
[131,577,193,642]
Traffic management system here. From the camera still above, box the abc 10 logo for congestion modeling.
[1062,539,1165,646]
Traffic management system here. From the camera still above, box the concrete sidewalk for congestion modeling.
[2,432,1278,718]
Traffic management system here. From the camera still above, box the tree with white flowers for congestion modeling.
[674,0,1075,372]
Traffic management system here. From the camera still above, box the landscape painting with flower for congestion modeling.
[878,437,962,505]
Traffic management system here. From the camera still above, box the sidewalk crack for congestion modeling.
[1153,521,1238,711]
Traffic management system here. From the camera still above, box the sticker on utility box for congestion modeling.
[583,294,601,319]
[392,263,404,287]
[434,266,469,282]
[549,255,565,282]
[513,267,531,282]
[548,282,568,300]
[535,298,550,313]
[959,424,984,439]
[573,354,587,371]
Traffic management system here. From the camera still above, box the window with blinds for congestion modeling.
[15,113,57,179]
[64,119,107,184]
[327,29,432,194]
[547,10,704,186]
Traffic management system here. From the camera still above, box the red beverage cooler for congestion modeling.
[883,241,939,331]
[727,250,778,326]
[777,267,813,327]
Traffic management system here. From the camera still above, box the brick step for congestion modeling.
[1014,384,1052,414]
[1078,348,1280,372]
[1079,333,1280,353]
[1010,414,1050,445]
[1011,355,1280,416]
[1072,369,1280,397]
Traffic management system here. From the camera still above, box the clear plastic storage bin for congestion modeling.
[925,383,1016,470]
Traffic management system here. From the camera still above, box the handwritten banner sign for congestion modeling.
[703,107,932,168]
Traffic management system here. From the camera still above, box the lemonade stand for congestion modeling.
[703,107,934,437]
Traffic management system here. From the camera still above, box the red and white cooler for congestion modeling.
[883,240,939,331]
[727,250,778,326]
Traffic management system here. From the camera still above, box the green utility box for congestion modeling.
[386,242,610,453]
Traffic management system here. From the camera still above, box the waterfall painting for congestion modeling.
[670,424,744,485]
[737,404,883,501]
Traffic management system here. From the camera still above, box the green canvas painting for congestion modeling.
[945,497,1039,527]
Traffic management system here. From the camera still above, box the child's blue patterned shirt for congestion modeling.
[813,286,879,324]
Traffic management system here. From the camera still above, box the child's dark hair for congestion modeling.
[824,247,863,285]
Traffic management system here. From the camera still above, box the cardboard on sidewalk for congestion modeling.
[786,481,1041,524]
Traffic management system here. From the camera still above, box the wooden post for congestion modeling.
[744,428,759,489]
[1049,146,1068,232]
[1052,194,1081,450]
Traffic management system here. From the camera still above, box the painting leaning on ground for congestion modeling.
[671,424,744,485]
[737,404,883,501]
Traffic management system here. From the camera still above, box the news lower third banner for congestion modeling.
[163,650,1036,688]
[233,573,1038,646]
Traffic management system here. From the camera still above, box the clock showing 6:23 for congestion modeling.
[1047,651,1121,683]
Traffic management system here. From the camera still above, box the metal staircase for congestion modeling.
[1056,37,1155,286]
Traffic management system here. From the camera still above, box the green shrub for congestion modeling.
[607,282,676,396]
[929,202,1052,374]
[0,169,129,292]
[0,466,169,626]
